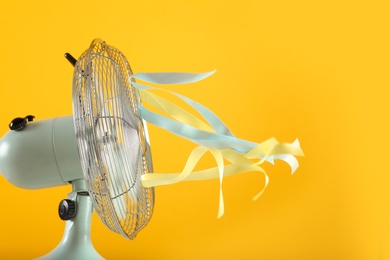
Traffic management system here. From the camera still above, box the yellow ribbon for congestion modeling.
[138,88,304,217]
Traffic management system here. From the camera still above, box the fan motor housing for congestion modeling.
[0,116,83,189]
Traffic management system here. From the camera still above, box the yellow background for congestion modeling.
[0,1,389,259]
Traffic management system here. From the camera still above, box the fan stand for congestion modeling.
[36,179,104,260]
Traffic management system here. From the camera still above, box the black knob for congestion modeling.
[64,52,77,67]
[58,199,76,221]
[9,115,35,131]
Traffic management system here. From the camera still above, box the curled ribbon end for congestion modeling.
[292,138,300,147]
[217,209,224,219]
[252,192,262,201]
[217,188,225,219]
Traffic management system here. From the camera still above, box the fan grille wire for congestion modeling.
[72,39,154,239]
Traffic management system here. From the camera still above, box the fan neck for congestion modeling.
[36,179,104,259]
[71,178,87,192]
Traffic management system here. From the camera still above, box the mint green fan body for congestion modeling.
[0,116,82,188]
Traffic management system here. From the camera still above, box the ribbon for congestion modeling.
[130,71,304,217]
[133,82,234,137]
[132,71,216,85]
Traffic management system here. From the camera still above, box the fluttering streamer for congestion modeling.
[130,71,304,218]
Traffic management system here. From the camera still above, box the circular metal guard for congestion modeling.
[72,39,154,239]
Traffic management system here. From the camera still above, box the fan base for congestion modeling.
[35,179,104,260]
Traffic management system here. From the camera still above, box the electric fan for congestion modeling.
[0,39,154,259]
[0,39,304,259]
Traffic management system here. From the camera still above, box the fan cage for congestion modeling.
[72,39,154,239]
